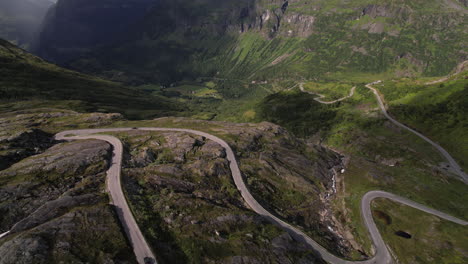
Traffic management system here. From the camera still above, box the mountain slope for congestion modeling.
[36,0,467,84]
[36,0,158,63]
[0,39,183,119]
[378,71,468,171]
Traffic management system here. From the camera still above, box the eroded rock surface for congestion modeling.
[0,134,135,263]
[118,121,343,262]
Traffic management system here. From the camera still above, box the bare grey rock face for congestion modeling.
[0,129,54,170]
[0,236,49,264]
[2,139,111,176]
[200,140,226,159]
[0,140,111,233]
[10,194,105,233]
[131,147,156,167]
[0,129,136,263]
[117,122,337,262]
[0,206,136,264]
[0,110,124,170]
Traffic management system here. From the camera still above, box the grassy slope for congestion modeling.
[377,73,468,171]
[254,80,468,261]
[0,39,185,119]
[329,86,468,262]
[69,0,467,84]
[372,199,467,263]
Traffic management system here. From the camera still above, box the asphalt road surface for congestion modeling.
[425,60,467,85]
[366,82,468,183]
[299,83,356,104]
[48,127,467,264]
[0,231,9,239]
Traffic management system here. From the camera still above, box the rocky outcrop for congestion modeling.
[10,194,106,233]
[0,140,111,233]
[0,129,54,170]
[0,205,136,264]
[2,139,111,176]
[0,129,135,263]
[0,110,126,170]
[361,4,411,19]
[0,236,50,264]
[117,119,347,261]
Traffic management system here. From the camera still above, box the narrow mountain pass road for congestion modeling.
[366,82,468,183]
[425,60,467,85]
[55,131,155,264]
[299,83,356,104]
[0,231,9,239]
[47,128,467,264]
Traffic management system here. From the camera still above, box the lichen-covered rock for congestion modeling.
[0,133,135,263]
[0,236,50,264]
[117,122,338,263]
[0,206,136,264]
[0,129,54,170]
[10,194,106,233]
[1,139,111,176]
[0,140,111,233]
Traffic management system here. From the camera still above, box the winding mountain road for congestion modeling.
[366,82,468,183]
[299,83,356,104]
[1,75,467,263]
[0,231,9,239]
[425,60,467,85]
[49,127,467,264]
[297,78,468,183]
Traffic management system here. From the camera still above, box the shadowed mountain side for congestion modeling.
[35,0,159,63]
[35,0,467,84]
[0,39,184,119]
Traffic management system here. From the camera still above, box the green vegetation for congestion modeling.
[257,90,337,137]
[0,39,185,119]
[67,0,466,85]
[323,85,468,260]
[253,82,467,260]
[0,0,466,262]
[372,199,468,263]
[302,82,355,101]
[112,130,320,263]
[376,76,468,171]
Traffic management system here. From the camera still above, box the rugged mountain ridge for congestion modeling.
[34,0,467,84]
